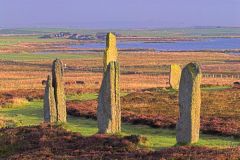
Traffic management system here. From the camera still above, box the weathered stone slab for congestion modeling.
[103,33,118,71]
[43,75,57,123]
[52,59,67,122]
[169,64,181,90]
[176,62,202,144]
[97,61,121,134]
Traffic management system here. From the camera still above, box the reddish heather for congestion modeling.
[1,125,240,160]
[67,88,240,137]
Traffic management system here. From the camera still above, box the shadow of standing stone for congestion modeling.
[169,64,181,90]
[177,62,202,144]
[97,32,121,134]
[52,59,67,123]
[44,75,57,123]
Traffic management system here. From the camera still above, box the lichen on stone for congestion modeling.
[43,75,57,123]
[52,59,67,123]
[97,61,121,134]
[103,33,118,71]
[97,32,121,134]
[169,64,181,90]
[176,62,202,144]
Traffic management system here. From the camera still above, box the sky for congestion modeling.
[0,0,240,29]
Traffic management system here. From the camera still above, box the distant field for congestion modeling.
[1,27,240,38]
[0,35,67,46]
[0,53,98,61]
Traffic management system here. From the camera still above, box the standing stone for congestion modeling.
[97,61,121,134]
[97,32,121,134]
[169,64,181,90]
[52,59,67,122]
[103,33,118,71]
[43,75,57,123]
[176,62,202,144]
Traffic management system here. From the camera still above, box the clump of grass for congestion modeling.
[66,92,129,102]
[66,93,98,102]
[3,98,29,108]
[201,85,232,91]
[0,117,16,128]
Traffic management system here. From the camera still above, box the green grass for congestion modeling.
[0,53,98,61]
[67,93,98,102]
[202,85,232,91]
[159,86,232,95]
[1,100,240,150]
[0,35,67,46]
[66,92,129,102]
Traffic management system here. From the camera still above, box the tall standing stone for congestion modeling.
[97,32,121,134]
[176,62,202,144]
[169,64,181,90]
[43,75,57,123]
[97,61,121,134]
[52,59,67,122]
[103,33,118,71]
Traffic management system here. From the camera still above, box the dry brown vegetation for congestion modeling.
[0,51,239,92]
